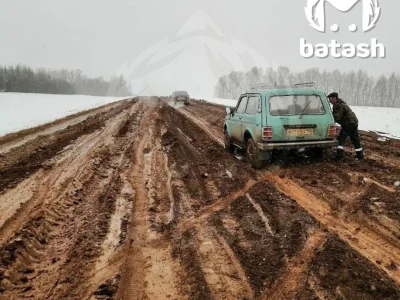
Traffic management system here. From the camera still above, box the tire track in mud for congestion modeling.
[0,101,133,194]
[0,101,135,247]
[116,99,183,300]
[285,163,400,241]
[278,159,400,282]
[0,100,140,298]
[158,104,256,299]
[265,173,400,285]
[261,230,327,300]
[211,180,328,298]
[53,106,143,299]
[162,101,400,298]
[0,100,126,155]
[180,100,400,297]
[1,98,400,299]
[179,108,224,147]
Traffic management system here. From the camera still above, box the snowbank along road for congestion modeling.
[0,97,399,300]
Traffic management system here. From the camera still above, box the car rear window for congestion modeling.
[269,95,325,116]
[174,91,188,96]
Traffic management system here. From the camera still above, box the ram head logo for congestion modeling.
[305,0,381,32]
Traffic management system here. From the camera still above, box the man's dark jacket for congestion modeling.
[332,99,358,127]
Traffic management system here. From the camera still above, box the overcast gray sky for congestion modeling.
[0,0,397,95]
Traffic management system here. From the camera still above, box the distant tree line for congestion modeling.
[0,65,132,97]
[215,66,400,107]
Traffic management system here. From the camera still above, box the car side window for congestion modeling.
[236,96,248,113]
[245,95,260,114]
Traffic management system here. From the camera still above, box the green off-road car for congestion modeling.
[223,83,338,168]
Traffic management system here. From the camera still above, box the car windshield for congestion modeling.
[269,95,325,116]
[174,91,188,96]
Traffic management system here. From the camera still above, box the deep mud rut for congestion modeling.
[0,98,399,299]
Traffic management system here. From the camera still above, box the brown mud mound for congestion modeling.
[93,274,121,299]
[182,100,226,129]
[172,230,212,300]
[359,183,400,225]
[158,104,257,203]
[213,181,318,296]
[305,236,400,300]
[359,131,400,159]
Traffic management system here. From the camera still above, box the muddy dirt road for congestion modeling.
[0,98,399,299]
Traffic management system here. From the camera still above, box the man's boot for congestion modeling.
[356,149,364,160]
[335,148,344,161]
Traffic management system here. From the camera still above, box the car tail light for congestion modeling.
[327,125,337,139]
[262,127,273,141]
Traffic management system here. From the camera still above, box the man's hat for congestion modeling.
[327,92,338,98]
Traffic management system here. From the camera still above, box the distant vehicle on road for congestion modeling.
[223,83,338,168]
[171,91,190,105]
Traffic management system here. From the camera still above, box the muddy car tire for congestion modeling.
[246,138,266,169]
[224,130,234,153]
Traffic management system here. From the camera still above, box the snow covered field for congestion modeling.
[351,106,400,139]
[199,97,400,139]
[0,93,127,137]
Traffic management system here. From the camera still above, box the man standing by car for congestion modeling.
[327,92,364,161]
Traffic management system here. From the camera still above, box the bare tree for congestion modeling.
[214,66,399,107]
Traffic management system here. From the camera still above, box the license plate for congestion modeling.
[286,128,313,136]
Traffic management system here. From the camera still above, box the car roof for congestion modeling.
[245,88,326,97]
[173,90,188,94]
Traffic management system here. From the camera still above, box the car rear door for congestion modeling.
[268,94,330,141]
[231,95,248,144]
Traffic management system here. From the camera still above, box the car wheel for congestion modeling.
[246,138,266,169]
[224,130,234,153]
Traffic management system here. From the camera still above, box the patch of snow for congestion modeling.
[351,106,400,140]
[0,93,126,137]
[195,97,237,107]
